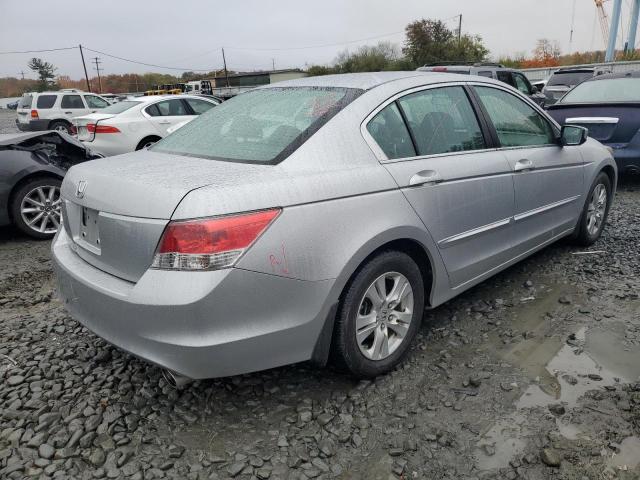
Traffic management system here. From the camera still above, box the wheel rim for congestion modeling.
[53,124,68,133]
[586,183,607,236]
[356,272,414,361]
[20,185,61,235]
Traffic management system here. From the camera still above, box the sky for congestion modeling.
[0,0,635,79]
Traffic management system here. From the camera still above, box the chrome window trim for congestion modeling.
[565,117,619,124]
[361,81,493,163]
[438,217,512,249]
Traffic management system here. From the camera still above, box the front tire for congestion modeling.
[332,250,425,378]
[574,172,612,246]
[10,177,62,239]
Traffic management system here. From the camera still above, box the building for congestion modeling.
[210,69,308,97]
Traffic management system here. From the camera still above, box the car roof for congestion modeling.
[260,71,490,91]
[585,70,640,81]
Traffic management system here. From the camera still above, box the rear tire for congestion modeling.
[49,120,72,135]
[573,172,612,246]
[136,136,161,150]
[332,250,425,378]
[10,177,62,239]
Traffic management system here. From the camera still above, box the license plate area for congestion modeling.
[78,207,101,254]
[77,126,88,139]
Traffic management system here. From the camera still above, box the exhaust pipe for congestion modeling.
[162,369,192,389]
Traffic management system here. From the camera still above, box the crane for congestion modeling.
[594,0,610,46]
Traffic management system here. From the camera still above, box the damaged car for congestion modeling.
[0,131,102,239]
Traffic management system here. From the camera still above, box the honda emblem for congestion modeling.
[76,180,87,199]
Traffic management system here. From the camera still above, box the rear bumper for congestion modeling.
[52,228,335,379]
[16,119,50,131]
[79,135,135,157]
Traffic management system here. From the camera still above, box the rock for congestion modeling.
[168,444,185,458]
[588,374,603,381]
[558,296,572,305]
[469,376,482,388]
[227,461,246,477]
[7,375,25,386]
[548,404,566,416]
[540,448,561,467]
[38,443,55,459]
[316,413,334,426]
[89,448,106,467]
[277,435,289,447]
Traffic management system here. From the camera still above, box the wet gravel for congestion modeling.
[1,108,640,479]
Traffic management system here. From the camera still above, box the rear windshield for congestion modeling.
[548,71,593,87]
[560,77,640,103]
[18,94,33,109]
[36,95,57,109]
[100,100,142,114]
[152,87,362,164]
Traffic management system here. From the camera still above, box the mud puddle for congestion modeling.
[475,283,640,472]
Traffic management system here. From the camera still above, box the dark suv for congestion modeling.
[417,63,546,106]
[542,67,611,106]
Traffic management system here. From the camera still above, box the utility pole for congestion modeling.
[272,58,275,71]
[79,44,91,92]
[92,57,103,93]
[628,0,640,53]
[458,14,462,46]
[135,76,139,93]
[222,48,230,88]
[19,71,25,80]
[606,0,623,62]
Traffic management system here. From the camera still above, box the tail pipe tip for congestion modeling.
[162,369,192,389]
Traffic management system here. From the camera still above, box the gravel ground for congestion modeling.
[1,108,640,479]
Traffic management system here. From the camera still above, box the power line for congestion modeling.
[0,46,77,55]
[83,46,214,71]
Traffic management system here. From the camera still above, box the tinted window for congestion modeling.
[547,71,593,87]
[85,95,109,108]
[61,95,85,109]
[36,95,57,109]
[475,86,556,147]
[560,77,640,103]
[397,86,485,156]
[497,71,515,87]
[153,87,361,164]
[513,73,532,95]
[18,94,33,109]
[146,99,188,117]
[367,103,416,159]
[477,71,493,78]
[184,98,216,115]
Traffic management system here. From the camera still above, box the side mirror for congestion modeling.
[560,125,588,146]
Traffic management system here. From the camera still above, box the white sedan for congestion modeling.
[74,95,219,156]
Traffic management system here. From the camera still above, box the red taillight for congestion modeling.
[30,110,38,119]
[432,67,447,72]
[152,209,281,270]
[87,123,120,133]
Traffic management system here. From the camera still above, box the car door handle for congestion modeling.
[158,120,171,125]
[409,170,442,186]
[514,159,534,172]
[65,111,73,114]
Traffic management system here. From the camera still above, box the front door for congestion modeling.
[366,85,516,288]
[473,85,584,254]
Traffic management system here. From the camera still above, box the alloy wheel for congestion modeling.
[356,272,414,361]
[586,183,607,236]
[20,185,61,235]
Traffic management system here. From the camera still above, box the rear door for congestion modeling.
[144,98,192,135]
[473,85,584,254]
[60,94,89,122]
[365,84,516,288]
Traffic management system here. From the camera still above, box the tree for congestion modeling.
[521,38,562,67]
[27,57,56,91]
[334,42,400,73]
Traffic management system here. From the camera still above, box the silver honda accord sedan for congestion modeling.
[53,72,617,383]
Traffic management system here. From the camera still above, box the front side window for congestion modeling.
[367,103,416,160]
[184,98,216,115]
[152,87,361,164]
[36,95,57,109]
[513,73,532,95]
[85,95,109,108]
[61,95,85,109]
[497,71,515,87]
[475,86,556,147]
[397,86,486,156]
[18,94,33,109]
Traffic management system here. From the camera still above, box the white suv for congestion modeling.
[16,89,110,134]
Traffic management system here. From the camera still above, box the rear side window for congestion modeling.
[477,71,494,78]
[497,71,516,87]
[36,95,57,109]
[513,73,532,95]
[475,86,556,147]
[397,86,486,156]
[18,94,33,109]
[61,95,85,109]
[367,103,416,159]
[146,99,188,117]
[548,71,593,87]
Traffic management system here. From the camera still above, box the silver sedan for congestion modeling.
[52,72,616,384]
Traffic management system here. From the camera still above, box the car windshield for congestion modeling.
[99,100,143,114]
[152,86,362,164]
[560,77,640,103]
[18,94,33,109]
[547,71,592,87]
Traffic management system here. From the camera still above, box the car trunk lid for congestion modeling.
[547,103,640,144]
[74,113,116,142]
